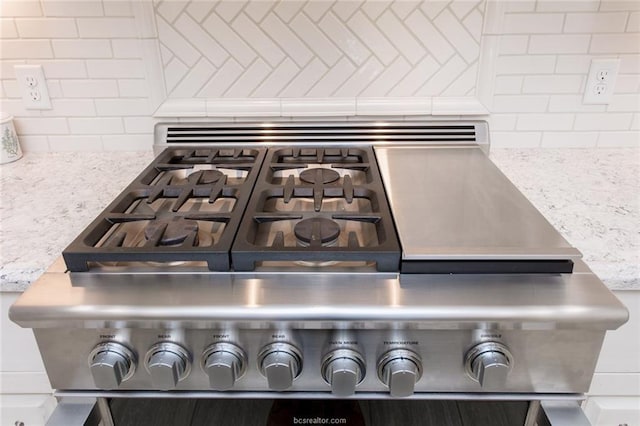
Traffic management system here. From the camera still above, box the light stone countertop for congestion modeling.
[0,148,638,292]
[0,151,155,291]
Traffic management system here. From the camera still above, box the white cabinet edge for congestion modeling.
[583,397,640,426]
[589,372,640,396]
[1,395,57,426]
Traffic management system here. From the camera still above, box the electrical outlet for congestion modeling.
[596,69,610,82]
[14,65,52,110]
[29,89,42,101]
[25,75,38,87]
[583,58,620,105]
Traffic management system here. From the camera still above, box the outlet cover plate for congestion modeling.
[583,59,620,105]
[14,65,52,110]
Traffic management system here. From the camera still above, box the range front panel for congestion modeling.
[35,327,603,396]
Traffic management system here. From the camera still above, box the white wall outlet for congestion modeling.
[583,58,620,105]
[14,65,52,110]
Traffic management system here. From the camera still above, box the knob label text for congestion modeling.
[384,340,418,345]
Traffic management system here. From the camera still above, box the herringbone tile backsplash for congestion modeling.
[155,0,483,99]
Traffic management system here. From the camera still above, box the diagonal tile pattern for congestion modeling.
[156,0,484,98]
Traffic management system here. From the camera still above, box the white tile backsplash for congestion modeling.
[492,95,549,113]
[1,40,53,58]
[18,135,50,151]
[68,117,123,134]
[52,40,112,58]
[0,19,18,38]
[494,76,523,94]
[489,1,640,147]
[259,15,313,68]
[522,75,584,94]
[38,60,87,78]
[600,1,640,12]
[47,135,103,151]
[251,59,300,98]
[548,95,607,113]
[491,131,542,147]
[517,113,575,131]
[117,79,149,98]
[591,34,640,53]
[206,99,281,117]
[574,113,633,131]
[86,59,146,78]
[103,1,132,17]
[536,1,599,12]
[1,0,638,151]
[608,94,640,112]
[15,18,78,38]
[41,1,103,18]
[59,79,119,98]
[160,1,482,99]
[94,98,151,116]
[41,99,96,117]
[628,12,640,32]
[496,55,556,75]
[597,131,640,147]
[0,1,43,17]
[528,35,591,54]
[434,9,480,62]
[15,117,69,135]
[223,59,271,98]
[111,39,142,58]
[564,12,628,33]
[503,13,564,34]
[540,131,599,147]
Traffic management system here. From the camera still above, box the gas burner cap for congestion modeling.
[188,169,224,184]
[299,168,340,185]
[294,217,341,245]
[144,218,199,246]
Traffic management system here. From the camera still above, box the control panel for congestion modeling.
[35,327,598,396]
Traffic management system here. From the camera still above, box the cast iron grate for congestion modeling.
[231,146,401,271]
[62,147,266,271]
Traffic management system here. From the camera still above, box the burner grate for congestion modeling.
[63,147,266,271]
[231,146,400,271]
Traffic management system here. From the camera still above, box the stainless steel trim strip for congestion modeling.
[9,260,629,330]
[54,390,586,401]
[540,401,592,426]
[45,397,96,426]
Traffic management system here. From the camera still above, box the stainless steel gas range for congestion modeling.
[10,121,628,425]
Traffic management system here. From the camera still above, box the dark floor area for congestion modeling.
[105,398,529,426]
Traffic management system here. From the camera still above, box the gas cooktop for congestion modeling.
[62,121,579,275]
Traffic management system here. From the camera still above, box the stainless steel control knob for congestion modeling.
[145,342,191,391]
[465,341,513,389]
[377,349,422,397]
[202,342,247,391]
[258,342,303,391]
[321,349,366,397]
[88,342,135,390]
